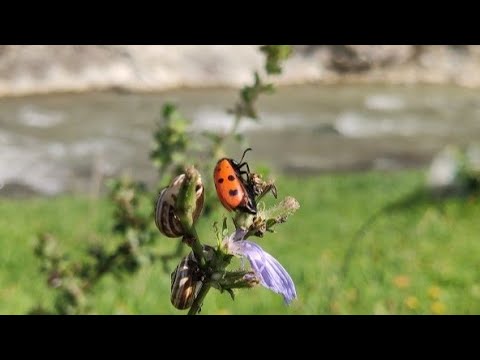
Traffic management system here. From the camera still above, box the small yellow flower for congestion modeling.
[320,250,332,261]
[404,296,419,310]
[346,288,358,303]
[428,286,441,300]
[431,301,446,315]
[330,301,341,314]
[373,302,388,315]
[471,284,480,299]
[114,302,132,315]
[216,308,231,315]
[393,275,410,289]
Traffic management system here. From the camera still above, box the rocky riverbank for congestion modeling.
[1,45,480,97]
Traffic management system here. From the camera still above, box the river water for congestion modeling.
[1,84,479,196]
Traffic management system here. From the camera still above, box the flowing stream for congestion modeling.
[1,84,479,196]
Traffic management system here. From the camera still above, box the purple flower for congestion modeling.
[225,229,297,305]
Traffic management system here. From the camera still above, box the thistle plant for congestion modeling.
[155,164,299,315]
[30,45,294,315]
[149,45,293,269]
[30,178,158,314]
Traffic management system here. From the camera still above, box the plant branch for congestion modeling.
[188,283,211,315]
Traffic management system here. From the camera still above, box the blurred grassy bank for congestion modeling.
[1,169,480,314]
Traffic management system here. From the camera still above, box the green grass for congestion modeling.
[2,169,480,314]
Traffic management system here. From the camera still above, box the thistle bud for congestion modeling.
[218,271,260,289]
[155,173,204,238]
[170,252,203,310]
[250,173,277,199]
[236,196,300,237]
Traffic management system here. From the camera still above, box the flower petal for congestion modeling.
[231,228,248,242]
[228,239,297,305]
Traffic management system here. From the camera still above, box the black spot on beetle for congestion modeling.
[229,189,239,196]
[228,175,235,181]
[218,178,224,184]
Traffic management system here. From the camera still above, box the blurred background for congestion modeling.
[1,45,480,315]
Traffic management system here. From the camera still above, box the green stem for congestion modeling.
[186,226,205,267]
[188,283,211,315]
[175,166,205,266]
[211,113,242,160]
[229,114,242,138]
[82,243,129,291]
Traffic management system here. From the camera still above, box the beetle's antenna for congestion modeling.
[239,148,252,164]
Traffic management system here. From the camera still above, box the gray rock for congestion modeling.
[427,145,462,190]
[2,45,480,97]
[427,144,480,196]
[328,45,415,72]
